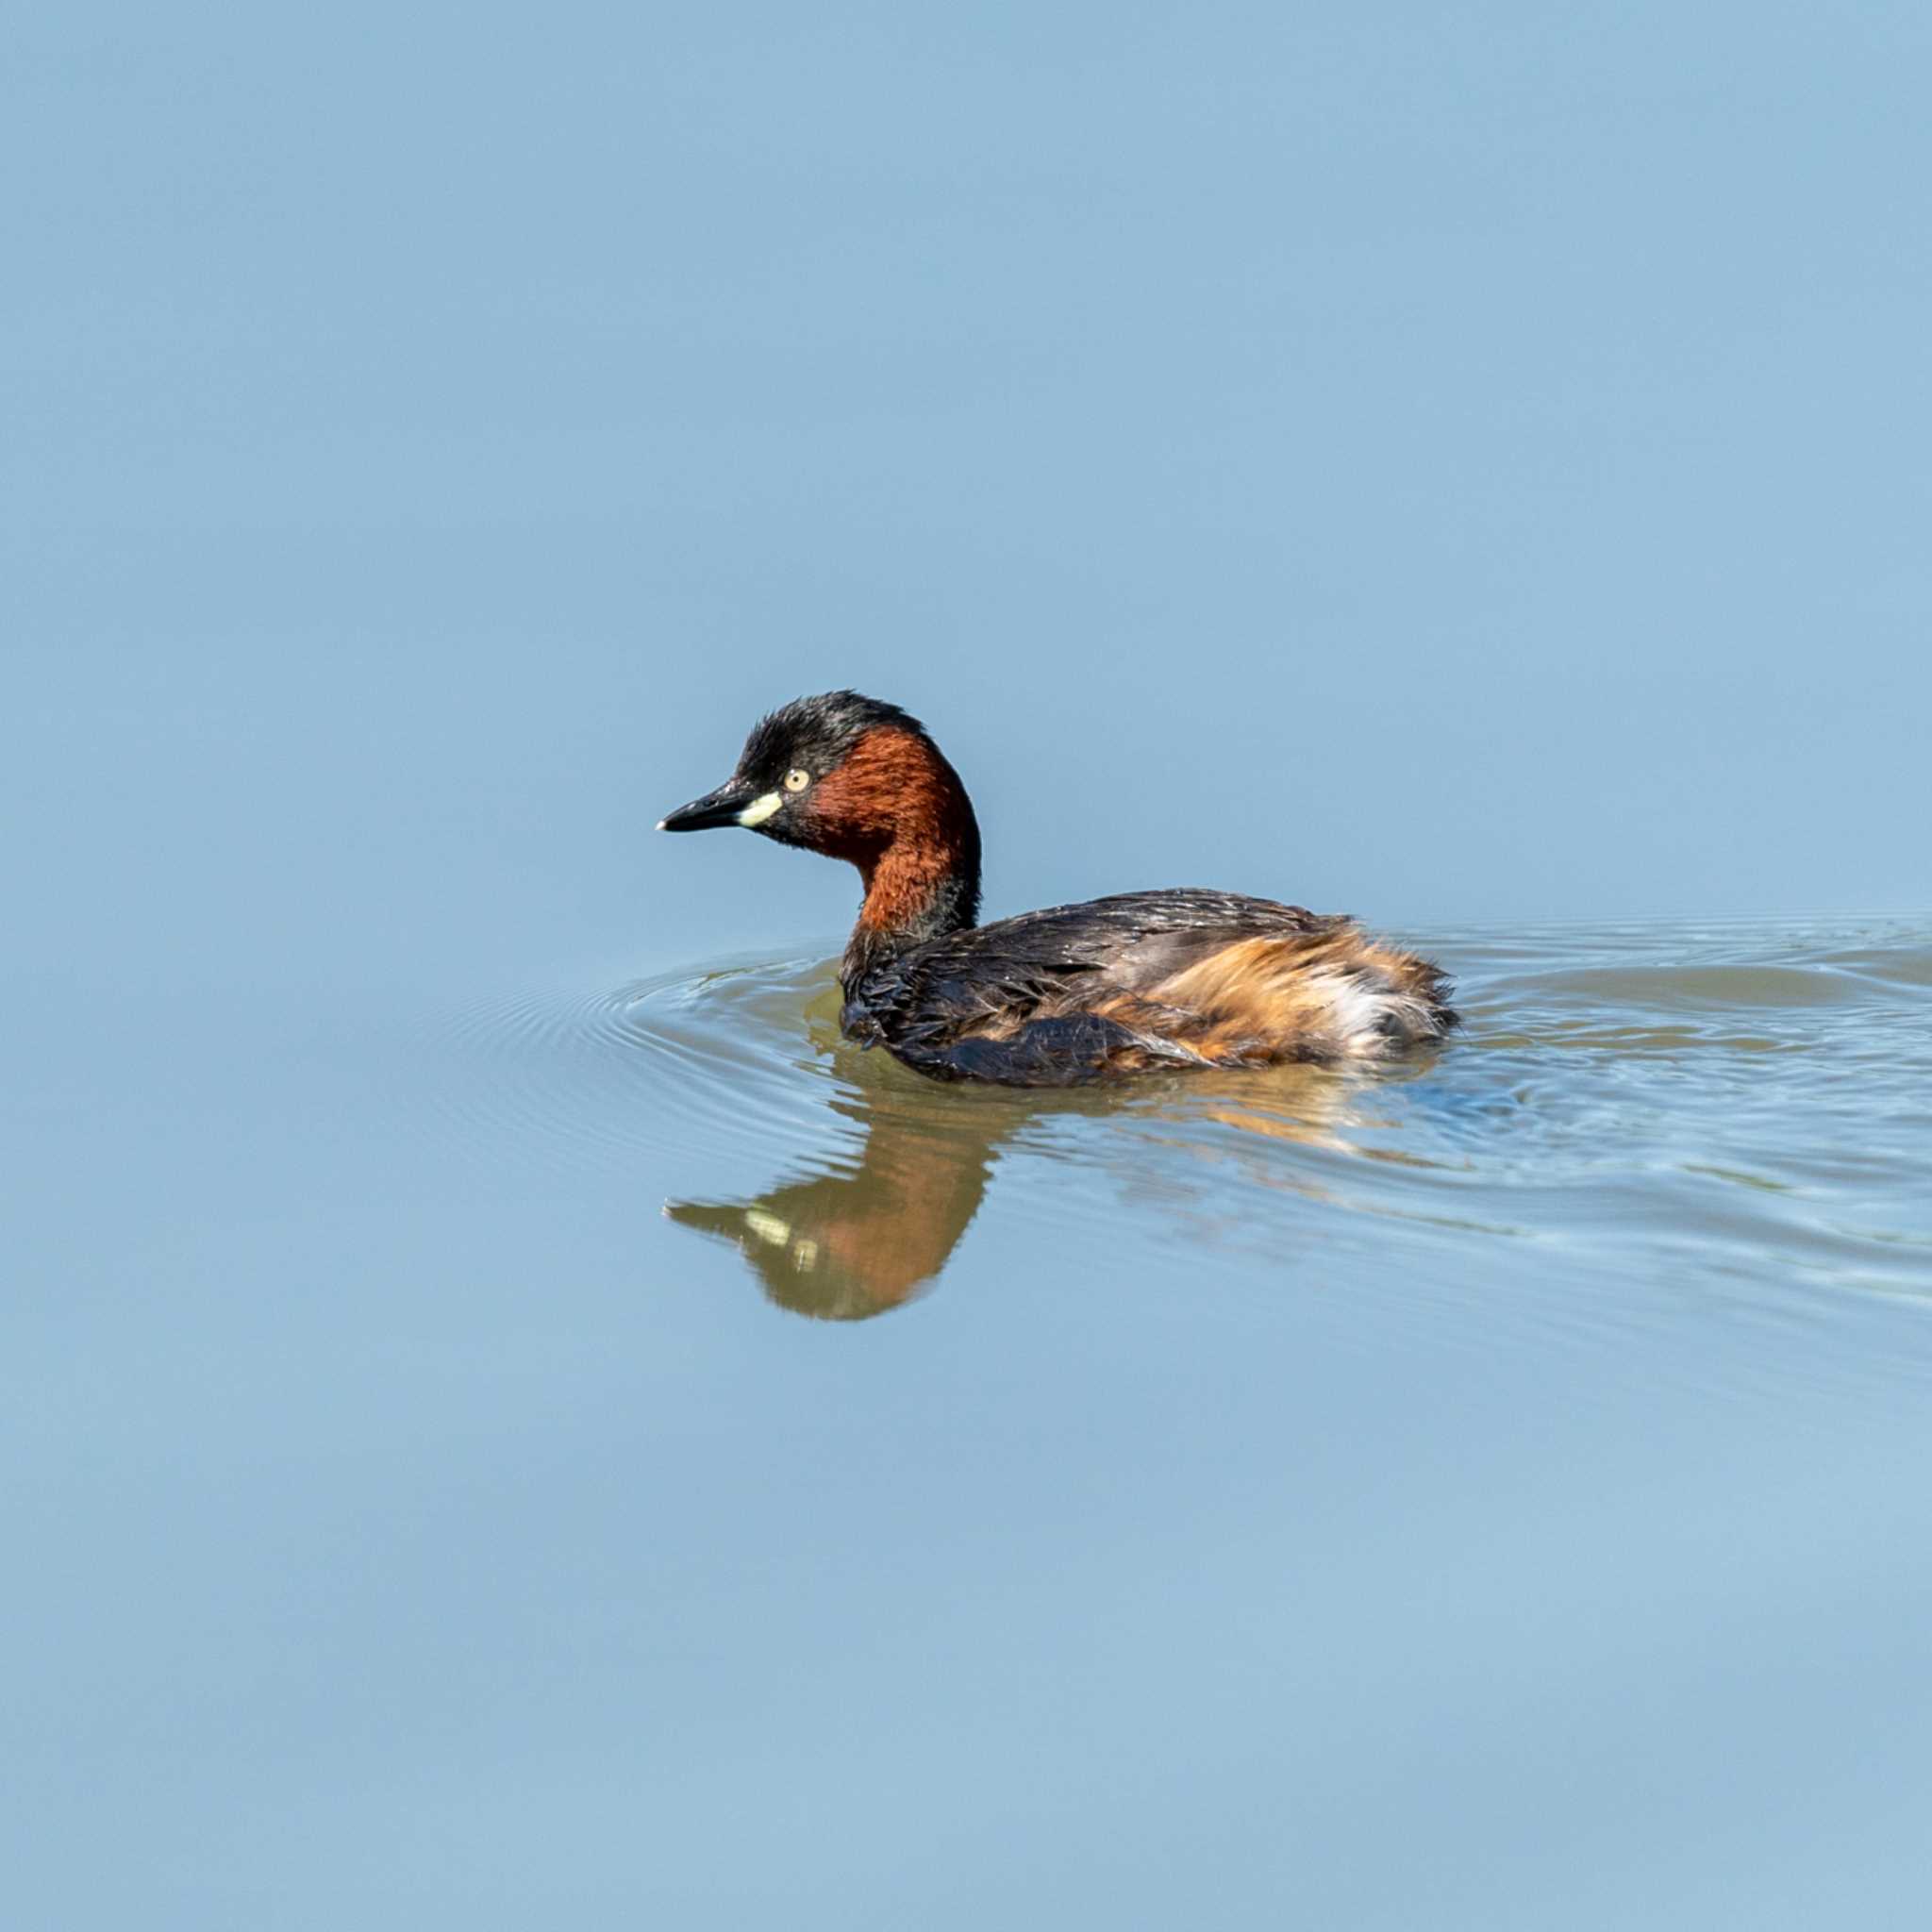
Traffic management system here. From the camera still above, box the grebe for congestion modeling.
[658,691,1457,1087]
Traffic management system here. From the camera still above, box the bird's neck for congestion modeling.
[841,830,980,992]
[808,725,981,997]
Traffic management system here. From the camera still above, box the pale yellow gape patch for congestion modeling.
[737,791,783,827]
[742,1208,819,1272]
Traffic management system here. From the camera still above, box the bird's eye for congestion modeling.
[784,768,810,793]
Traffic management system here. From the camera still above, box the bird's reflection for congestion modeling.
[664,1031,1392,1320]
[666,1084,1012,1320]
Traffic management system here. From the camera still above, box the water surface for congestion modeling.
[10,891,1932,1928]
[456,917,1932,1340]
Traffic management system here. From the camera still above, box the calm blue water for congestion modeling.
[8,843,1930,1925]
[8,5,1932,1924]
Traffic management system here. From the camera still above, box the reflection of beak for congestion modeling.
[658,781,762,832]
[667,1200,816,1270]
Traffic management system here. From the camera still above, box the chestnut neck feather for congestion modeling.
[810,727,980,990]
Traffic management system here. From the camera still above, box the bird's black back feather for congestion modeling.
[842,888,1342,1062]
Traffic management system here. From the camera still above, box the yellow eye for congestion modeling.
[784,768,810,792]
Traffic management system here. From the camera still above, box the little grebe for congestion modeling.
[659,691,1457,1086]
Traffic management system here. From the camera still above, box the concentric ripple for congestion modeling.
[435,917,1932,1326]
[438,949,848,1171]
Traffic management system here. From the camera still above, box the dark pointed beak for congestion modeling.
[658,781,757,833]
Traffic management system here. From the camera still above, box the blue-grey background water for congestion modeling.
[7,8,1932,1926]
